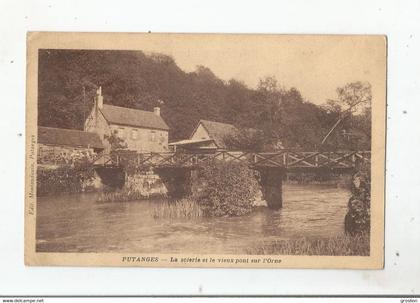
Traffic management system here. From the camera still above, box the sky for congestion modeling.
[132,34,386,105]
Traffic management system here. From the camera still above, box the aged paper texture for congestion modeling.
[25,32,386,268]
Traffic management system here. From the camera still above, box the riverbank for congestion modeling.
[247,233,369,256]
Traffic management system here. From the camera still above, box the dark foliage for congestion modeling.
[223,128,267,152]
[104,130,127,151]
[194,160,260,216]
[37,165,95,196]
[344,162,371,235]
[38,49,371,149]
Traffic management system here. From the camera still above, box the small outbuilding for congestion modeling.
[37,126,104,164]
[169,119,238,152]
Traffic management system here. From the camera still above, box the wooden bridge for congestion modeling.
[37,149,370,209]
[89,150,372,210]
[94,150,371,172]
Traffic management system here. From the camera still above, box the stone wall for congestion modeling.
[109,124,168,152]
[37,144,96,165]
[124,171,168,198]
[84,107,110,147]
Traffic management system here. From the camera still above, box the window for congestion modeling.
[150,130,156,142]
[117,127,125,138]
[131,129,138,140]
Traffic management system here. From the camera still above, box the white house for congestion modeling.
[84,87,170,153]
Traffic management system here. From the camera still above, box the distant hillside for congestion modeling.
[38,49,370,150]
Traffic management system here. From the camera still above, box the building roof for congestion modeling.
[192,119,238,148]
[169,138,215,146]
[169,138,217,151]
[38,126,104,149]
[100,104,170,131]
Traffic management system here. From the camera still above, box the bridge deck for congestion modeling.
[93,150,371,171]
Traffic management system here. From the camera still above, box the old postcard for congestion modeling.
[25,32,386,268]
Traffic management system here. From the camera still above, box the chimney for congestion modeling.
[96,86,103,109]
[154,107,160,116]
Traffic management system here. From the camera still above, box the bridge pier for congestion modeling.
[258,167,285,210]
[94,166,125,189]
[157,167,197,198]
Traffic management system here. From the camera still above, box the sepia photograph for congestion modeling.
[25,33,386,268]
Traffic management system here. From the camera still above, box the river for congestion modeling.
[36,184,351,254]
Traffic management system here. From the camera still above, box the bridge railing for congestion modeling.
[253,150,371,169]
[95,150,371,170]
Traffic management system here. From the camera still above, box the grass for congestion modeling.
[246,233,370,256]
[152,198,203,219]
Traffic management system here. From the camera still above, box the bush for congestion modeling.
[345,162,371,235]
[194,160,260,217]
[37,165,94,196]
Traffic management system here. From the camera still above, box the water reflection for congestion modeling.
[36,184,350,254]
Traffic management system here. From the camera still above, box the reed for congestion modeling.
[152,198,203,219]
[97,188,150,202]
[246,233,369,256]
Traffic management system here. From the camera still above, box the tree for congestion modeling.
[38,50,370,151]
[104,131,127,152]
[223,128,266,152]
[336,81,372,113]
[254,76,284,147]
[258,76,280,93]
[320,81,372,146]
